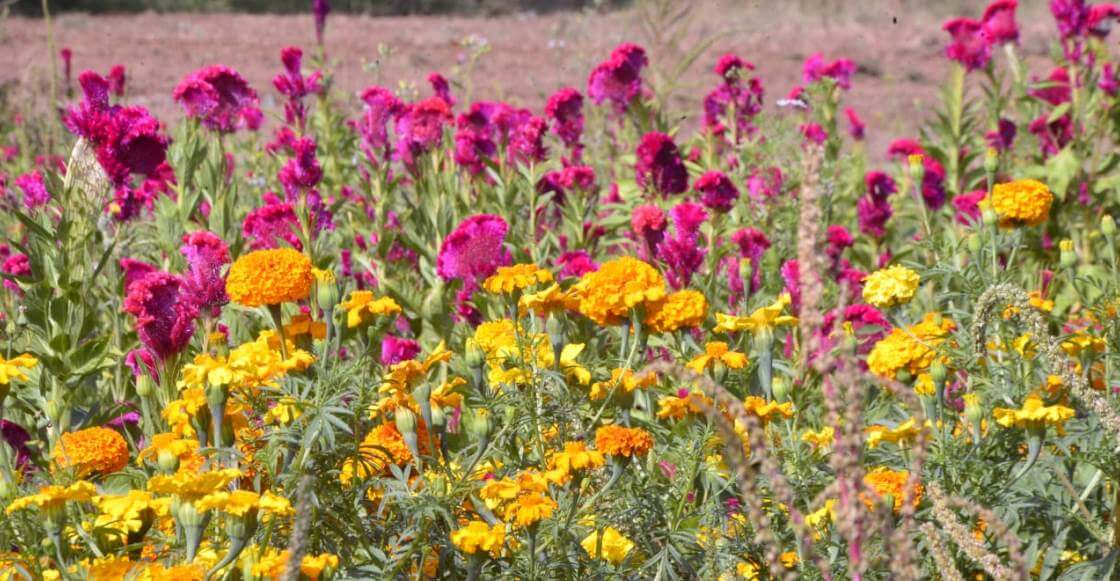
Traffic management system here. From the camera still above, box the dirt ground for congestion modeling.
[1,1,1059,157]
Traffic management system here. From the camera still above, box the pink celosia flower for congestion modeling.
[556,250,598,278]
[122,272,199,361]
[693,170,739,213]
[508,116,548,166]
[243,194,302,250]
[587,43,648,113]
[546,87,584,152]
[173,66,260,134]
[274,47,324,129]
[428,72,455,107]
[731,227,770,295]
[120,258,158,291]
[1029,113,1073,156]
[953,190,987,225]
[107,65,126,97]
[703,53,764,140]
[656,202,708,289]
[1029,67,1072,105]
[943,18,992,71]
[14,171,50,210]
[886,140,947,209]
[817,304,890,361]
[857,172,895,238]
[632,204,667,261]
[2,254,30,295]
[395,97,453,167]
[802,53,857,89]
[453,127,495,176]
[780,259,801,314]
[635,132,688,196]
[110,163,175,222]
[845,107,865,141]
[982,0,1020,44]
[986,118,1018,151]
[1052,0,1091,40]
[313,0,330,45]
[353,86,404,162]
[381,335,421,366]
[800,123,828,145]
[1089,3,1120,36]
[436,214,511,287]
[1102,63,1120,96]
[180,231,230,318]
[60,48,73,93]
[278,137,323,198]
[747,167,783,201]
[826,225,854,268]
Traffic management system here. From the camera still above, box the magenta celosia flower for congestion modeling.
[953,190,987,225]
[453,127,496,176]
[313,0,330,45]
[243,194,302,250]
[982,0,1020,44]
[278,137,323,198]
[635,132,688,196]
[538,165,596,205]
[120,257,158,291]
[395,97,453,167]
[60,48,73,93]
[731,227,770,295]
[1029,113,1073,156]
[1089,3,1120,36]
[632,204,667,261]
[173,66,260,134]
[556,250,598,278]
[802,53,857,89]
[2,254,30,295]
[107,65,126,97]
[381,335,421,366]
[508,116,548,166]
[886,139,923,158]
[837,260,866,299]
[1,419,32,472]
[747,167,783,201]
[110,164,175,222]
[14,171,50,209]
[1102,63,1120,96]
[353,86,403,162]
[986,118,1018,151]
[122,272,199,361]
[545,87,584,151]
[858,171,895,238]
[943,18,991,71]
[428,72,455,107]
[656,203,708,289]
[703,53,764,140]
[817,304,890,362]
[780,259,801,314]
[800,123,828,145]
[437,214,511,288]
[693,170,739,213]
[845,107,865,141]
[826,225,854,267]
[63,71,170,187]
[587,43,648,113]
[274,47,324,129]
[1052,0,1091,39]
[886,141,947,209]
[714,53,752,81]
[180,231,230,318]
[1029,67,1072,105]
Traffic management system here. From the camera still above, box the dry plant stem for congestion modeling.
[920,523,965,581]
[927,484,1027,580]
[941,495,1029,578]
[282,474,315,581]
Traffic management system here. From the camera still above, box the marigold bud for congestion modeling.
[1059,240,1076,269]
[983,147,999,174]
[1102,214,1117,237]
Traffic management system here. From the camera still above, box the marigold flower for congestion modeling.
[656,389,713,421]
[226,248,313,307]
[687,342,748,373]
[575,257,666,326]
[801,426,835,449]
[643,289,707,333]
[483,263,553,295]
[339,291,402,328]
[53,426,129,477]
[6,481,97,515]
[451,520,507,558]
[504,492,558,528]
[147,468,241,501]
[861,467,923,513]
[339,423,415,486]
[992,394,1075,430]
[0,353,37,385]
[589,368,657,401]
[93,490,162,542]
[581,526,635,565]
[864,417,922,448]
[714,294,797,335]
[595,425,654,457]
[867,313,955,379]
[862,265,920,308]
[518,283,580,316]
[741,396,794,426]
[547,441,606,480]
[137,432,198,470]
[179,331,314,394]
[986,179,1053,227]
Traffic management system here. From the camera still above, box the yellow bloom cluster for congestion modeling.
[179,331,314,394]
[6,481,97,515]
[992,394,1075,430]
[575,257,666,326]
[643,289,708,334]
[861,467,923,513]
[987,179,1053,227]
[687,342,748,373]
[867,313,955,379]
[589,368,657,401]
[595,425,654,457]
[339,423,415,486]
[147,468,241,501]
[0,353,37,385]
[518,283,581,316]
[714,294,797,335]
[483,263,553,294]
[864,417,922,448]
[862,265,920,308]
[226,248,314,307]
[451,520,507,558]
[581,526,634,565]
[339,291,402,328]
[53,426,130,477]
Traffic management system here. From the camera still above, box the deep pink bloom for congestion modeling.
[1029,67,1072,105]
[857,171,896,238]
[747,167,783,201]
[1029,112,1074,156]
[273,47,324,128]
[173,66,260,133]
[632,204,667,261]
[2,254,30,294]
[277,137,323,197]
[14,171,50,209]
[437,214,511,287]
[109,164,175,222]
[587,43,648,112]
[693,170,739,213]
[780,259,801,314]
[1052,0,1092,39]
[508,116,548,166]
[454,128,496,176]
[986,118,1018,151]
[802,53,857,89]
[953,190,987,224]
[817,304,890,361]
[982,0,1020,44]
[120,257,158,291]
[826,225,854,266]
[313,0,330,45]
[243,195,302,250]
[800,123,827,145]
[635,132,688,196]
[919,156,948,210]
[539,165,596,205]
[1102,63,1120,96]
[60,49,73,94]
[352,86,403,162]
[943,18,992,71]
[731,227,770,294]
[428,73,455,107]
[395,97,453,167]
[122,272,199,361]
[703,53,764,139]
[180,231,230,317]
[714,53,753,81]
[381,336,421,366]
[107,65,126,97]
[845,107,865,141]
[1089,3,1120,36]
[556,250,598,278]
[1,419,32,472]
[656,203,708,289]
[545,88,584,151]
[886,139,924,158]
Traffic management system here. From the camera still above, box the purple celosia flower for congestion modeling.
[1102,63,1120,96]
[986,118,1018,151]
[954,190,987,225]
[656,202,708,289]
[635,132,688,196]
[731,227,770,295]
[1051,0,1091,40]
[395,97,453,167]
[702,53,764,140]
[632,204,667,261]
[780,259,801,314]
[64,71,170,187]
[1,419,32,472]
[802,53,857,89]
[120,257,158,291]
[122,272,199,361]
[428,72,455,107]
[816,304,890,362]
[173,65,261,134]
[587,43,648,113]
[1030,112,1074,157]
[508,116,548,167]
[454,127,496,176]
[107,65,126,97]
[353,86,404,162]
[2,254,30,295]
[538,165,596,205]
[436,214,511,288]
[15,171,50,209]
[313,0,330,45]
[1089,3,1120,36]
[943,18,991,71]
[125,347,159,382]
[180,231,230,318]
[982,0,1020,44]
[826,225,854,267]
[274,46,324,129]
[278,137,323,198]
[693,170,739,213]
[1029,67,1072,105]
[381,335,421,366]
[857,171,895,238]
[545,87,584,152]
[748,167,783,201]
[243,194,302,250]
[800,123,828,145]
[556,250,598,278]
[845,107,865,141]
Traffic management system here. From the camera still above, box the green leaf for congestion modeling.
[1045,146,1080,201]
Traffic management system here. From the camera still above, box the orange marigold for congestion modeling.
[53,426,129,477]
[574,257,666,326]
[483,263,553,295]
[987,179,1053,227]
[226,248,313,307]
[861,467,923,513]
[595,425,654,457]
[644,289,707,334]
[339,423,417,486]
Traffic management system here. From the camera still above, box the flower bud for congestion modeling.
[1102,214,1117,237]
[465,408,492,442]
[317,280,339,312]
[465,342,485,370]
[772,376,791,402]
[983,147,999,175]
[966,233,983,256]
[157,449,181,474]
[546,314,565,363]
[1059,240,1076,269]
[929,359,948,387]
[895,368,913,384]
[907,154,925,183]
[962,393,984,424]
[136,374,154,398]
[982,206,999,227]
[395,408,417,438]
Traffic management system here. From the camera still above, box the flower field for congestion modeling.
[5,0,1120,578]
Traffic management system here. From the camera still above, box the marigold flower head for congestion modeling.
[225,248,313,307]
[864,417,922,448]
[451,520,507,558]
[53,426,129,477]
[504,492,558,528]
[862,265,920,308]
[137,432,199,469]
[867,313,955,379]
[741,396,794,425]
[992,394,1075,430]
[986,179,1053,227]
[547,441,606,480]
[862,467,922,513]
[483,263,553,295]
[147,468,241,501]
[801,426,835,449]
[656,389,713,421]
[0,353,37,385]
[575,257,666,326]
[339,423,415,486]
[589,368,657,400]
[714,293,797,335]
[6,481,97,515]
[643,289,707,333]
[518,282,581,316]
[339,290,402,328]
[94,490,162,541]
[581,526,635,565]
[687,342,748,373]
[595,425,654,457]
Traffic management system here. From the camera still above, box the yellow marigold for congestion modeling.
[147,468,241,502]
[581,526,634,565]
[913,373,936,396]
[741,396,794,425]
[1062,332,1106,357]
[864,418,922,449]
[589,368,657,401]
[687,342,748,373]
[804,499,836,531]
[656,389,713,421]
[311,267,335,283]
[0,353,37,385]
[992,394,1075,430]
[179,331,314,394]
[643,290,707,334]
[1002,290,1053,319]
[53,427,129,477]
[162,388,207,438]
[861,265,920,308]
[226,248,313,307]
[284,313,327,341]
[801,426,835,449]
[195,490,262,517]
[451,520,507,558]
[339,291,402,328]
[299,553,340,580]
[518,283,581,316]
[84,554,140,580]
[861,467,923,513]
[504,492,558,528]
[5,481,96,515]
[142,563,206,581]
[93,490,161,543]
[866,313,955,379]
[714,294,797,336]
[574,257,666,326]
[595,425,654,457]
[987,179,1053,227]
[483,263,553,294]
[547,441,606,481]
[339,423,414,486]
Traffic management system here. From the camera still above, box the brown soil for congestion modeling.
[1,0,1058,157]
